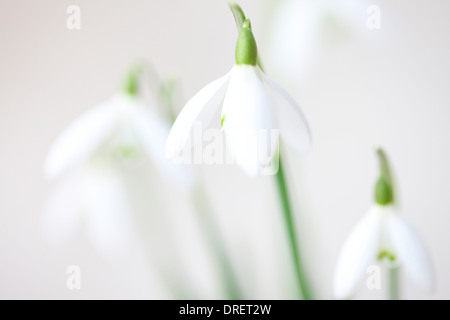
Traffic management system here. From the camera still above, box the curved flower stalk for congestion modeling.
[165,20,311,176]
[43,66,191,260]
[334,148,434,299]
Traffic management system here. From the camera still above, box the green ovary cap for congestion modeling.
[375,176,393,205]
[122,66,141,96]
[374,148,394,206]
[235,19,258,66]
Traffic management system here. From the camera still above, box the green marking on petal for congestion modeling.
[115,144,138,159]
[378,250,396,262]
[221,114,226,128]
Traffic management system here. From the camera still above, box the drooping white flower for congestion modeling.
[45,92,189,185]
[334,150,434,299]
[165,19,311,176]
[43,80,190,259]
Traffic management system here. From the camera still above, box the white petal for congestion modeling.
[262,74,311,153]
[132,106,193,188]
[44,99,120,179]
[41,172,81,244]
[222,66,276,176]
[79,167,135,261]
[387,213,434,292]
[165,71,231,159]
[334,208,381,299]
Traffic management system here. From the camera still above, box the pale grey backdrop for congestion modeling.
[0,0,449,299]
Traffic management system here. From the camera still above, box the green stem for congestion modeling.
[122,61,178,123]
[159,77,178,124]
[388,267,400,300]
[192,182,242,300]
[275,158,311,300]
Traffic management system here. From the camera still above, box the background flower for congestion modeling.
[42,92,189,257]
[334,204,434,299]
[267,0,372,82]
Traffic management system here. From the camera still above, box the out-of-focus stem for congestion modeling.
[388,267,400,300]
[275,158,311,300]
[192,182,242,300]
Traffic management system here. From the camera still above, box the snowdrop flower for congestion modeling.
[268,0,370,80]
[43,68,190,259]
[334,149,434,299]
[45,86,187,184]
[165,19,311,176]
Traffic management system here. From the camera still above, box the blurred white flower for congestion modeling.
[43,92,190,259]
[45,93,188,184]
[268,0,369,80]
[334,149,434,299]
[42,163,135,259]
[334,205,434,299]
[165,20,311,176]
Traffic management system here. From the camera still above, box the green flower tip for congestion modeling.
[235,18,258,66]
[122,65,142,96]
[374,147,394,206]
